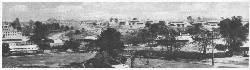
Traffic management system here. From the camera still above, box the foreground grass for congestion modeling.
[131,58,212,68]
[2,52,96,68]
[130,57,248,68]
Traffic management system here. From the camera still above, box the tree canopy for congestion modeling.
[62,40,81,51]
[187,23,216,54]
[96,28,124,57]
[11,18,22,31]
[29,21,51,50]
[218,16,249,53]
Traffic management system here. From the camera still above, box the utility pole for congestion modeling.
[211,31,214,66]
[130,50,136,68]
[146,42,151,65]
[146,41,155,65]
[210,31,217,66]
[130,52,134,68]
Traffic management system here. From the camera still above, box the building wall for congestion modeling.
[2,22,28,43]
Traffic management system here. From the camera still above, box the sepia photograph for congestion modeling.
[1,1,249,68]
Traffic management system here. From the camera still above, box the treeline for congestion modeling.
[22,20,74,36]
[29,21,74,51]
[122,16,249,56]
[45,23,74,32]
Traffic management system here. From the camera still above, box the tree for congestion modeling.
[75,30,81,34]
[29,20,34,27]
[187,24,215,55]
[125,22,182,52]
[197,17,202,21]
[30,21,50,51]
[122,31,140,46]
[243,23,249,35]
[22,25,33,36]
[93,22,97,26]
[110,18,114,22]
[187,16,194,24]
[84,28,125,67]
[65,31,74,37]
[145,21,151,27]
[38,43,50,51]
[11,18,22,30]
[61,25,65,30]
[20,20,35,36]
[63,40,81,51]
[96,28,124,57]
[132,18,138,20]
[65,26,70,31]
[55,23,60,30]
[215,44,227,52]
[148,22,181,51]
[114,18,118,23]
[30,21,45,43]
[218,16,248,55]
[70,26,74,30]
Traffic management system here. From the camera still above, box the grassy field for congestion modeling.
[3,52,248,68]
[130,57,248,68]
[132,58,213,68]
[2,52,96,68]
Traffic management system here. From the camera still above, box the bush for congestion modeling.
[2,43,10,56]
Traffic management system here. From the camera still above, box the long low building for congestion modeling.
[9,42,39,53]
[2,21,39,53]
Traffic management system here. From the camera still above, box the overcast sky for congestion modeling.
[2,2,249,22]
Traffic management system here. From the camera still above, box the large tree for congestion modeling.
[29,21,50,50]
[218,16,248,54]
[21,20,35,36]
[84,28,125,68]
[187,24,216,55]
[11,18,22,31]
[122,31,140,46]
[96,28,124,57]
[123,22,181,51]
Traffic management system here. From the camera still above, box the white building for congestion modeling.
[127,19,145,29]
[242,20,249,26]
[168,21,192,28]
[203,21,220,31]
[193,20,206,25]
[50,39,64,47]
[2,22,29,43]
[84,36,98,40]
[9,42,39,53]
[175,35,193,42]
[2,22,39,53]
[59,19,81,29]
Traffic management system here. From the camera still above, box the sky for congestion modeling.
[2,2,249,22]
